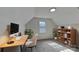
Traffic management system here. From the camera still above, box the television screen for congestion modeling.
[10,23,19,34]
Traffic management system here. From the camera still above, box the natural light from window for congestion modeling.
[39,21,46,33]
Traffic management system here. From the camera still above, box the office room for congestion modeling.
[1,1,79,59]
[0,7,79,52]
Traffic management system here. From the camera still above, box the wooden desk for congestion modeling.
[0,35,28,52]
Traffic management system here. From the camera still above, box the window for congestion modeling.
[39,20,46,33]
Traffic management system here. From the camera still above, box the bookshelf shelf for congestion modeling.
[57,26,76,47]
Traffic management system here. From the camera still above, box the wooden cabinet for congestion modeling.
[66,29,76,47]
[57,26,76,47]
[57,27,65,43]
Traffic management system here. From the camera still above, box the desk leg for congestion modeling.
[20,46,23,52]
[1,48,4,52]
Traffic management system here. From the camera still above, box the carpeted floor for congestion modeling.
[2,39,79,52]
[25,39,79,52]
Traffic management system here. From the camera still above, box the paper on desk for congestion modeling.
[16,36,21,40]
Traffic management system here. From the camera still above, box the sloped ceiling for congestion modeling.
[1,7,79,26]
[34,7,79,26]
[0,7,79,26]
[0,7,79,35]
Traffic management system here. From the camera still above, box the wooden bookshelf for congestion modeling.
[66,28,76,47]
[57,26,76,47]
[57,26,65,43]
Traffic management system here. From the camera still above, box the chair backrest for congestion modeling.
[31,34,38,46]
[21,35,28,39]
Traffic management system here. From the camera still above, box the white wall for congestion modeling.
[0,7,79,36]
[1,7,79,36]
[0,7,35,52]
[25,17,57,40]
[0,7,34,36]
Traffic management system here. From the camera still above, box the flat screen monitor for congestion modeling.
[10,23,19,34]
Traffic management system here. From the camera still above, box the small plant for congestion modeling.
[53,28,57,39]
[24,29,34,39]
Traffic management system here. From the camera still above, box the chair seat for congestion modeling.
[25,39,33,47]
[25,34,38,48]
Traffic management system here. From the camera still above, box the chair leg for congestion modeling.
[30,47,36,52]
[22,45,26,52]
[35,46,36,48]
[24,46,28,52]
[24,47,34,52]
[25,47,32,52]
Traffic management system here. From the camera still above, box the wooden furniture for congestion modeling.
[57,26,65,43]
[57,26,76,47]
[66,28,76,47]
[0,35,28,52]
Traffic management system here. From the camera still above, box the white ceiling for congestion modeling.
[0,7,79,26]
[34,7,79,26]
